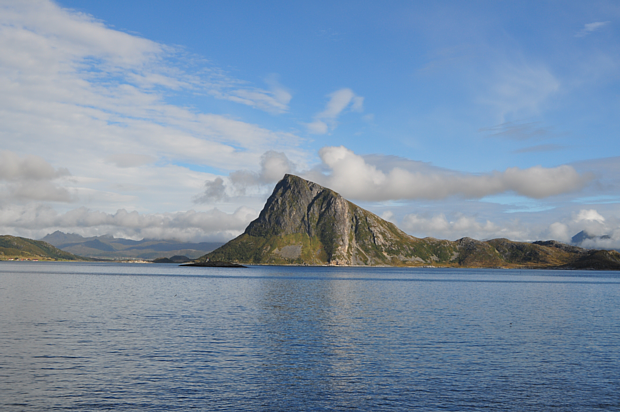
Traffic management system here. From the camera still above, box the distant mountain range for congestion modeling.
[0,235,83,261]
[40,231,224,260]
[200,174,620,270]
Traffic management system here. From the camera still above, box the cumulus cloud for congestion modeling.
[306,88,364,134]
[229,151,295,192]
[575,21,610,38]
[194,177,228,204]
[0,203,258,242]
[575,209,605,223]
[0,151,72,202]
[0,151,69,181]
[548,222,570,242]
[304,146,592,201]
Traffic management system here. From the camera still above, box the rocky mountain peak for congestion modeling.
[244,174,344,238]
[205,174,417,265]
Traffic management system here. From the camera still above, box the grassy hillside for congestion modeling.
[0,235,84,261]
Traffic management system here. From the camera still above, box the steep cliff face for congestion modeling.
[200,174,620,269]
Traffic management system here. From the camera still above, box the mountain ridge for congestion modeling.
[40,231,223,260]
[200,174,620,270]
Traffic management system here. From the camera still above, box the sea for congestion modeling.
[1,261,619,411]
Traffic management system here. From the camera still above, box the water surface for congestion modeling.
[1,262,619,410]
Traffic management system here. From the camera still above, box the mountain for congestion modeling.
[40,231,224,260]
[152,255,192,264]
[0,235,84,261]
[199,174,620,270]
[571,230,612,246]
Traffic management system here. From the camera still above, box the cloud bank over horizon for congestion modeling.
[0,203,257,242]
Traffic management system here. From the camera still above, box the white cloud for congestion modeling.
[194,177,228,204]
[0,0,304,175]
[1,0,163,68]
[0,151,69,181]
[380,210,394,223]
[229,151,296,192]
[0,203,258,242]
[105,154,156,168]
[10,181,72,203]
[567,209,608,237]
[401,208,620,250]
[580,233,620,250]
[1,0,290,113]
[225,74,292,114]
[304,146,592,201]
[306,88,364,134]
[306,120,329,134]
[401,212,528,241]
[575,209,605,223]
[575,21,610,38]
[0,151,72,202]
[548,222,570,243]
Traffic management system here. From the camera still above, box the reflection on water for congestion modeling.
[1,262,619,410]
[257,275,377,407]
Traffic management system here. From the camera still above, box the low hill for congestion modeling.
[153,255,192,264]
[0,235,84,261]
[41,232,223,260]
[199,174,620,270]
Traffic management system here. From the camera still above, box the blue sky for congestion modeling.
[1,0,619,248]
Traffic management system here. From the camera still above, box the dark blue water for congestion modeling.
[1,262,619,411]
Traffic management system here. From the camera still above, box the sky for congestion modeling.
[1,0,619,249]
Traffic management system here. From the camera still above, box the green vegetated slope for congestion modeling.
[200,174,620,269]
[0,235,84,261]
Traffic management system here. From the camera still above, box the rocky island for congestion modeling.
[197,174,620,270]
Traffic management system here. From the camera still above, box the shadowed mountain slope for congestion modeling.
[200,175,620,269]
[41,231,223,260]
